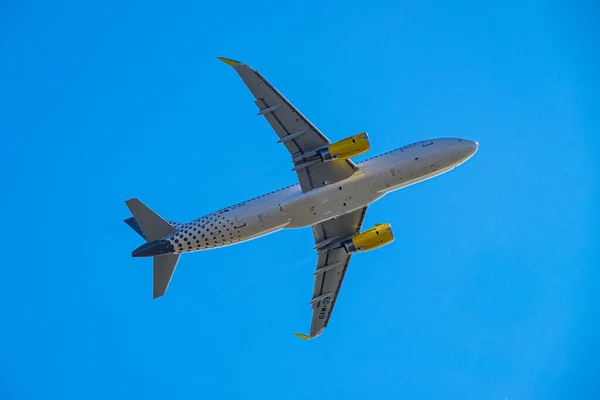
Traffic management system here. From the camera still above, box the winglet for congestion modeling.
[217,56,241,67]
[293,333,310,340]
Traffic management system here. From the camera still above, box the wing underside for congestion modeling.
[218,57,357,192]
[299,206,368,339]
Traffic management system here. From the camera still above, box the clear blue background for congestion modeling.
[1,1,598,399]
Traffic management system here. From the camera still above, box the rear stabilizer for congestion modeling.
[124,217,147,240]
[125,198,176,241]
[153,254,180,299]
[125,198,180,299]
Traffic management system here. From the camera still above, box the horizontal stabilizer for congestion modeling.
[125,198,176,242]
[154,254,180,299]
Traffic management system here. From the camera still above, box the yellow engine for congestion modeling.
[342,223,394,254]
[318,132,370,162]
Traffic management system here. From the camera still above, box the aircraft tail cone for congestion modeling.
[132,239,175,258]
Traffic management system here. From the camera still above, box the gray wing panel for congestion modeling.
[227,61,329,153]
[220,58,357,192]
[305,207,368,338]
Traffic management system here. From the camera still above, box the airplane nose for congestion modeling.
[463,140,478,157]
[132,239,175,257]
[467,140,479,157]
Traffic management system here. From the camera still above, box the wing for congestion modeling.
[294,206,368,340]
[218,57,357,192]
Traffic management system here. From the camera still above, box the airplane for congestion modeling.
[124,57,478,340]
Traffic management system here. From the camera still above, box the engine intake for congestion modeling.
[318,132,370,163]
[342,223,394,254]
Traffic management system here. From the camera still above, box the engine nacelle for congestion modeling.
[342,223,394,254]
[318,132,370,162]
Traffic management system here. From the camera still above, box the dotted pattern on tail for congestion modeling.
[165,212,245,253]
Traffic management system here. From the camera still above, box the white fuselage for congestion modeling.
[165,138,477,253]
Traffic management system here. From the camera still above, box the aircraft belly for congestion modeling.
[227,204,293,243]
[307,187,376,225]
[281,168,382,227]
[373,146,464,193]
[170,203,292,253]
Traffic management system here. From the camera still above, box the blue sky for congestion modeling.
[1,0,598,399]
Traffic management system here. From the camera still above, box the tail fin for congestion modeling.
[153,254,180,298]
[125,198,176,241]
[125,198,180,299]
